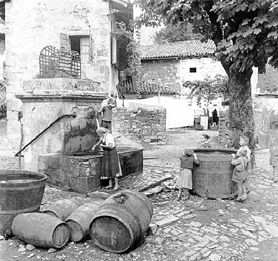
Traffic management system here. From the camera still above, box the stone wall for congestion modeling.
[5,0,114,148]
[140,60,180,92]
[112,106,167,146]
[140,57,227,94]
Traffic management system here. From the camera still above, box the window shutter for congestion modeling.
[60,33,70,52]
[112,36,117,64]
[80,37,90,62]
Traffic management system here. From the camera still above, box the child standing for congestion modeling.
[177,149,199,200]
[198,134,211,148]
[236,135,251,199]
[231,150,249,202]
[269,137,278,183]
[99,95,117,133]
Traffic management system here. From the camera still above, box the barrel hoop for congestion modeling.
[124,190,153,218]
[91,205,136,247]
[0,205,39,214]
[99,201,143,241]
[0,183,46,191]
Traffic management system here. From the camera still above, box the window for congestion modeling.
[60,33,90,62]
[70,36,90,63]
[190,67,197,73]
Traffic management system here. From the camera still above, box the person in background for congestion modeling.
[212,109,219,126]
[198,134,211,148]
[269,136,278,183]
[92,127,121,190]
[236,135,251,199]
[231,149,249,202]
[177,149,199,201]
[99,94,117,133]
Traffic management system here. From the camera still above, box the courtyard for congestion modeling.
[1,120,278,261]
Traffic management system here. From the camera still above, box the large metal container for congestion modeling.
[0,170,47,235]
[192,148,237,199]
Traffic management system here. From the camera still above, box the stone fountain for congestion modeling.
[16,78,143,193]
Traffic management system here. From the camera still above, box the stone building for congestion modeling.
[139,40,226,95]
[2,0,132,148]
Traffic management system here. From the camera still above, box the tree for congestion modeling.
[135,0,278,160]
[184,75,229,106]
[154,22,201,44]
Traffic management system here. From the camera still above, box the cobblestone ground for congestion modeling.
[1,120,278,261]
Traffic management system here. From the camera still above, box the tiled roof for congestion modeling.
[140,40,216,60]
[117,80,177,99]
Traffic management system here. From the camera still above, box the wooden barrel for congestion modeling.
[11,213,70,249]
[89,190,153,253]
[42,198,84,221]
[66,200,103,242]
[192,148,237,199]
[0,170,47,235]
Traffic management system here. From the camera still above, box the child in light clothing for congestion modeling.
[177,149,199,200]
[269,137,278,183]
[198,134,211,148]
[236,135,251,199]
[231,150,248,202]
[236,136,251,162]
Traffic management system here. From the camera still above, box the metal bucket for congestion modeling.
[0,170,47,235]
[192,148,237,199]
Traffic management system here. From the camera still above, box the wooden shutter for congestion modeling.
[60,33,70,52]
[112,36,117,64]
[80,37,90,62]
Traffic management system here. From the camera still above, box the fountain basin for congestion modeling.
[38,147,143,193]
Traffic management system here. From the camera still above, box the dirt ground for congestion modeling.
[1,120,278,261]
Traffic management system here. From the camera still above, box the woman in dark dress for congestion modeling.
[92,127,121,190]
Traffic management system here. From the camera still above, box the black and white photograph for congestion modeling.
[1,0,278,260]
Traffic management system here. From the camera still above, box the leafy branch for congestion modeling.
[184,75,229,105]
[112,21,142,77]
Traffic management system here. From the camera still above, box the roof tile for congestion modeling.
[140,40,216,60]
[117,80,177,99]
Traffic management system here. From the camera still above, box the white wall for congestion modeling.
[179,58,227,82]
[120,96,194,129]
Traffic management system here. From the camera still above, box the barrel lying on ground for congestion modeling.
[0,170,47,235]
[66,200,103,242]
[89,190,153,253]
[11,213,70,249]
[193,148,237,199]
[42,198,84,221]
